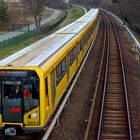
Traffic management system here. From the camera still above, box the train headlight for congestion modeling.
[28,113,38,119]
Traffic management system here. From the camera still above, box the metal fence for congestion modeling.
[0,11,67,50]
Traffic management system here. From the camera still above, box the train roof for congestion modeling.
[0,8,99,68]
[56,9,99,34]
[55,22,88,34]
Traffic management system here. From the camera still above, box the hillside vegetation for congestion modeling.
[46,0,67,9]
[71,0,140,35]
[101,0,140,32]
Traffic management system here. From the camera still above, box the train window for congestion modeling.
[75,45,78,57]
[56,58,66,85]
[73,48,76,60]
[92,23,95,30]
[69,49,74,65]
[80,43,82,51]
[87,31,89,38]
[90,26,93,33]
[74,47,78,59]
[31,78,39,99]
[69,46,79,66]
[3,81,22,99]
[83,29,91,44]
[88,30,90,38]
[62,58,66,77]
[23,78,39,113]
[77,43,80,55]
[0,70,39,114]
[89,28,92,36]
[81,38,84,47]
[82,35,86,47]
[45,78,48,96]
[56,63,62,84]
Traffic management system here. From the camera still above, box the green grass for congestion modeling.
[0,5,85,60]
[55,4,85,30]
[66,4,85,23]
[0,37,39,59]
[69,5,85,16]
[0,32,7,35]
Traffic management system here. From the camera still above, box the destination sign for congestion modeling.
[0,70,28,77]
[0,70,38,77]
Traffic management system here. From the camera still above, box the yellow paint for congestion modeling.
[69,61,77,80]
[24,107,40,127]
[44,74,53,121]
[55,74,67,106]
[78,49,84,64]
[2,122,22,127]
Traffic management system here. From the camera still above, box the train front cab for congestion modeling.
[0,68,47,135]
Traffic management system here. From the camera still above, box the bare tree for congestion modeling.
[24,0,46,28]
[0,0,9,31]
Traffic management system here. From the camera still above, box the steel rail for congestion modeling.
[97,14,110,140]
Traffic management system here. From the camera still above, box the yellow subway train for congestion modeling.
[0,9,99,135]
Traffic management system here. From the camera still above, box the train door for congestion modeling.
[51,70,56,107]
[2,80,23,123]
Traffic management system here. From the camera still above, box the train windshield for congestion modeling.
[0,70,39,123]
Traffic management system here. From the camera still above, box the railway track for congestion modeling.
[3,11,134,140]
[85,12,133,140]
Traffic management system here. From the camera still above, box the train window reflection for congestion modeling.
[3,81,22,99]
[0,70,40,114]
[23,78,39,113]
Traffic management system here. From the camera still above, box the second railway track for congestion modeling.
[85,12,133,140]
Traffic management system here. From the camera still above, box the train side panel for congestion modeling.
[55,74,67,106]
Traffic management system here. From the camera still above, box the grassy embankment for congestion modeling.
[0,5,85,60]
[0,32,7,35]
